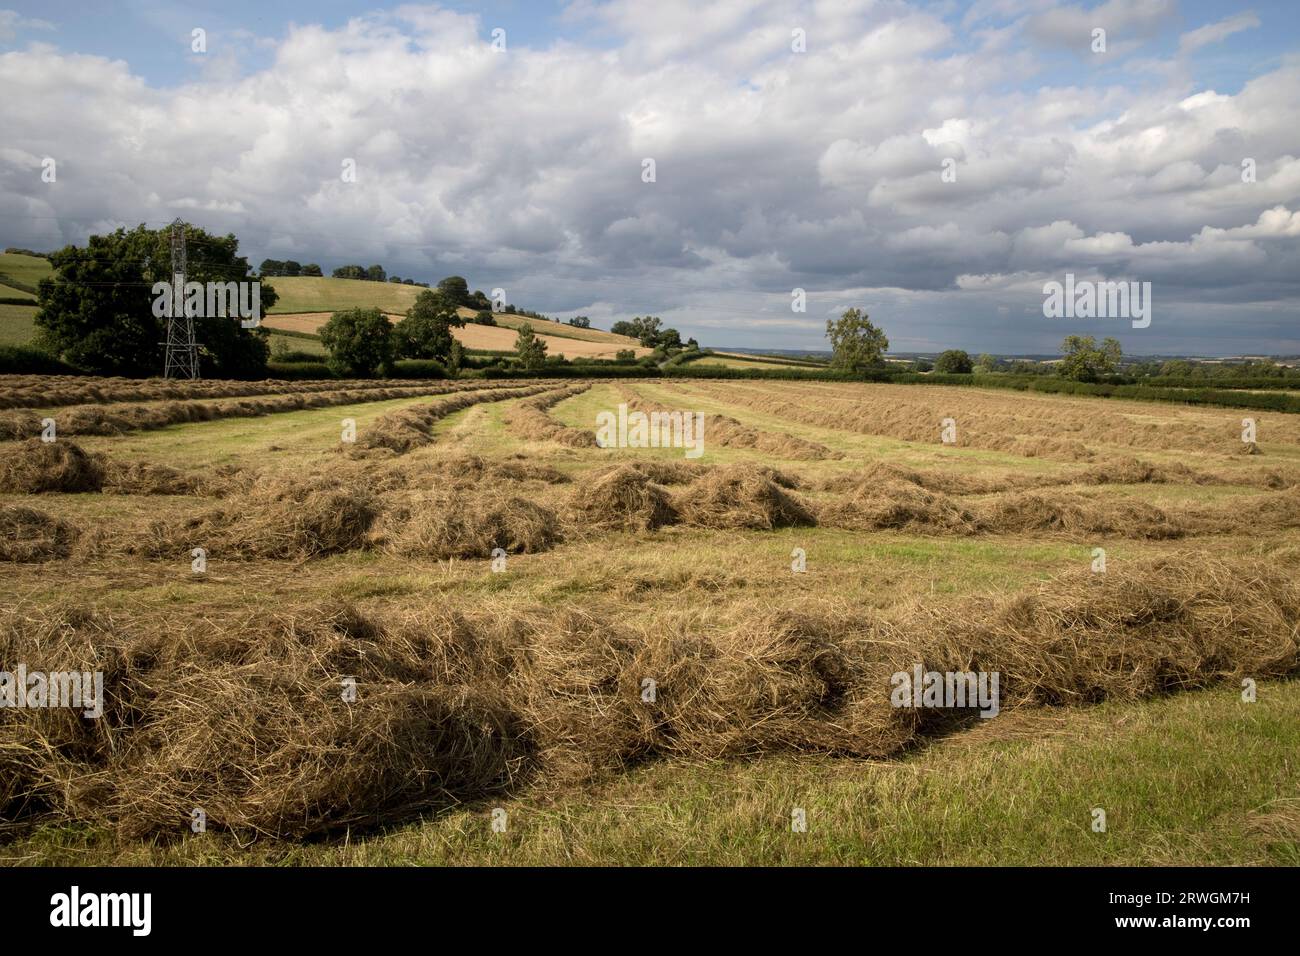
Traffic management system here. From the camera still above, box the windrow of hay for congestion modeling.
[0,381,496,441]
[372,488,562,559]
[895,556,1300,707]
[0,506,80,561]
[502,385,598,447]
[1,555,1294,839]
[814,474,1185,538]
[619,385,843,460]
[371,453,572,492]
[974,490,1185,539]
[671,463,817,529]
[348,384,555,456]
[0,439,104,493]
[0,375,451,411]
[684,379,1300,462]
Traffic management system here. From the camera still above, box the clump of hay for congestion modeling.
[610,459,708,485]
[158,484,380,559]
[977,490,1183,539]
[0,605,530,838]
[101,460,205,496]
[817,478,979,533]
[377,490,561,558]
[577,464,677,531]
[673,464,817,529]
[0,506,80,561]
[0,439,104,493]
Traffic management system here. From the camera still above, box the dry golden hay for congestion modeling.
[502,385,596,448]
[0,605,529,838]
[377,453,572,491]
[0,382,475,441]
[817,478,979,533]
[672,463,817,530]
[618,384,841,460]
[591,459,709,486]
[101,459,205,496]
[350,384,553,456]
[894,556,1300,707]
[375,489,561,559]
[0,506,81,561]
[577,464,677,531]
[976,490,1184,539]
[0,374,452,412]
[0,555,1295,838]
[0,439,105,493]
[154,483,380,559]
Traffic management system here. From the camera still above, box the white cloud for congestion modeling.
[0,2,1297,354]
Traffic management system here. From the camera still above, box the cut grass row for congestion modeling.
[8,680,1296,865]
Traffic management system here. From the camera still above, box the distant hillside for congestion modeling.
[0,252,52,297]
[264,275,637,347]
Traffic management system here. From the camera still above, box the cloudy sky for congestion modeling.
[2,1,1298,355]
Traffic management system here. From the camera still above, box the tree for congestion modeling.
[447,339,464,378]
[282,260,302,277]
[301,263,323,277]
[395,289,463,361]
[366,264,387,283]
[913,358,934,372]
[515,324,547,370]
[258,258,284,277]
[35,223,274,378]
[934,349,973,374]
[473,310,497,326]
[610,320,637,338]
[436,276,473,307]
[825,308,889,372]
[567,316,591,329]
[470,290,491,310]
[615,349,636,362]
[319,307,394,377]
[1059,335,1122,382]
[975,353,998,373]
[333,265,365,280]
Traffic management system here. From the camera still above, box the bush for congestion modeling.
[0,345,84,375]
[319,307,394,377]
[264,361,335,380]
[934,349,973,374]
[390,359,449,379]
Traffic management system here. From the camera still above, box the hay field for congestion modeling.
[263,311,650,359]
[1,375,1298,865]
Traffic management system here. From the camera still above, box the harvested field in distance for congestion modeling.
[263,312,651,359]
[1,373,1298,866]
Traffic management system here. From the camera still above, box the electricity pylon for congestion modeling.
[162,218,200,379]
